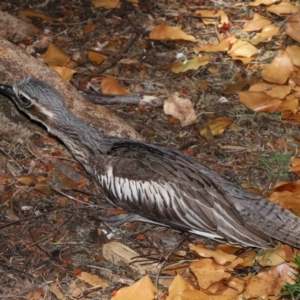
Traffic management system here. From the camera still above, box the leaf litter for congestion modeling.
[2,0,300,299]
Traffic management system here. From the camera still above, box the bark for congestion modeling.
[0,37,143,140]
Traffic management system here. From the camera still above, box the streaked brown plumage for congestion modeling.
[0,77,299,248]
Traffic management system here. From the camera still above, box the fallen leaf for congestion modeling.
[44,43,70,67]
[194,9,229,28]
[166,274,195,300]
[164,93,197,127]
[238,91,282,113]
[88,51,105,65]
[194,36,235,53]
[249,0,278,5]
[112,276,155,300]
[267,2,299,16]
[285,10,300,43]
[101,76,129,95]
[200,117,233,137]
[77,271,108,288]
[286,45,300,67]
[103,242,158,274]
[228,39,258,58]
[92,0,120,8]
[51,66,76,81]
[190,259,231,289]
[243,13,271,32]
[19,9,62,22]
[249,83,291,99]
[149,24,197,42]
[171,55,210,73]
[255,243,292,267]
[261,50,293,84]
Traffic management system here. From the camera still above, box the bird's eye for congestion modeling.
[19,95,31,107]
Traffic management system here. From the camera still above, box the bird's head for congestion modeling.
[0,77,72,129]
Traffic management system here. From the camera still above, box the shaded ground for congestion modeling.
[0,0,299,298]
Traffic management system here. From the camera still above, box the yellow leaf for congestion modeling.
[200,117,233,137]
[171,55,210,73]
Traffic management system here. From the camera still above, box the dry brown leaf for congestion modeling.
[238,91,282,112]
[227,39,258,58]
[230,56,255,64]
[103,242,158,274]
[215,244,241,255]
[194,36,235,53]
[51,66,76,81]
[44,43,70,66]
[243,13,271,32]
[194,9,229,28]
[190,259,231,289]
[19,9,62,22]
[149,24,197,42]
[249,0,277,5]
[285,10,300,43]
[77,271,108,288]
[249,25,279,45]
[261,50,293,84]
[182,289,236,300]
[88,51,105,65]
[112,275,156,300]
[189,244,237,265]
[249,83,291,99]
[267,2,299,16]
[278,95,299,114]
[241,263,296,299]
[287,45,300,67]
[207,276,246,297]
[164,93,197,127]
[68,280,87,297]
[200,117,233,137]
[49,283,64,300]
[101,76,129,95]
[255,243,292,267]
[235,249,256,268]
[171,55,210,73]
[165,274,195,300]
[222,79,250,94]
[92,0,120,8]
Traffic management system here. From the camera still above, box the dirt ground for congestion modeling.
[0,0,299,299]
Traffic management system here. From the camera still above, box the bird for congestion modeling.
[0,77,300,249]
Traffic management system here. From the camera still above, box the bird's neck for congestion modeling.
[48,112,109,168]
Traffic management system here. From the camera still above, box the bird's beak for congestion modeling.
[0,84,15,99]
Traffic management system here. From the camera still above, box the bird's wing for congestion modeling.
[89,140,300,248]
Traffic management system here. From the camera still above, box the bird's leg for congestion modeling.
[97,213,164,227]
